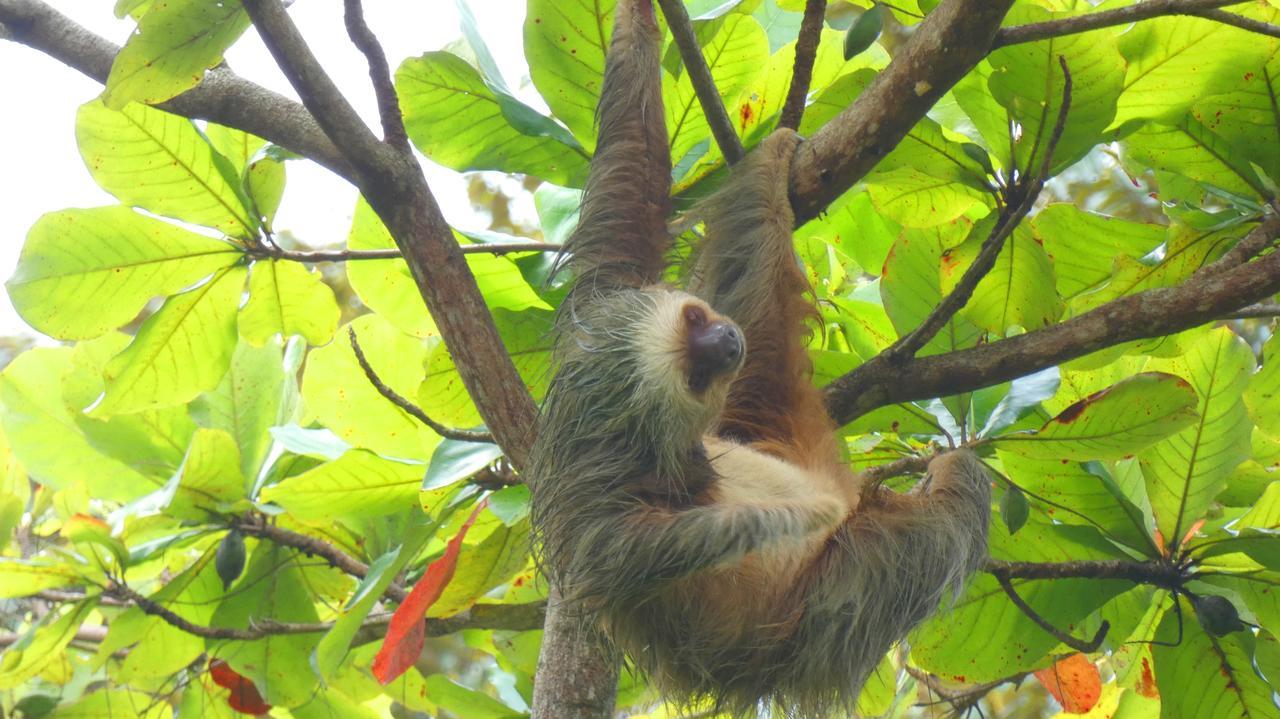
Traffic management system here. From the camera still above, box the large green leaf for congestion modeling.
[987,5,1124,174]
[0,348,159,500]
[865,167,988,228]
[880,226,983,357]
[76,100,255,237]
[1141,328,1255,547]
[1153,598,1275,719]
[1193,65,1280,188]
[423,675,523,719]
[397,52,588,184]
[169,428,245,517]
[431,519,532,616]
[95,266,245,416]
[996,372,1199,461]
[239,260,339,346]
[260,449,422,520]
[0,601,96,689]
[50,689,172,719]
[1246,333,1280,439]
[1114,11,1278,126]
[1124,117,1267,200]
[300,314,438,460]
[190,337,290,484]
[940,223,1062,334]
[911,521,1128,682]
[524,0,614,149]
[0,559,83,599]
[8,207,240,340]
[205,123,265,177]
[103,0,250,108]
[1031,204,1165,301]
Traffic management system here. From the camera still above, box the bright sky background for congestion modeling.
[0,1,537,335]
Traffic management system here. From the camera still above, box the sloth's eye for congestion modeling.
[683,304,708,329]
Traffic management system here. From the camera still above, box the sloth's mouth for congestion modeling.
[686,320,744,393]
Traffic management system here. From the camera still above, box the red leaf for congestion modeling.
[1034,653,1101,713]
[372,500,488,684]
[208,659,272,715]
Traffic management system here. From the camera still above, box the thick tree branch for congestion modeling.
[348,328,495,444]
[0,0,354,179]
[996,574,1109,652]
[825,216,1280,423]
[341,0,409,148]
[247,241,560,264]
[790,0,1014,222]
[241,0,538,465]
[994,0,1244,47]
[986,558,1187,590]
[778,0,826,131]
[655,0,745,165]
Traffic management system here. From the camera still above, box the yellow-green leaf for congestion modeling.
[260,449,422,520]
[7,207,239,340]
[239,260,339,346]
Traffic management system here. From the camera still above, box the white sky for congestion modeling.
[0,1,535,335]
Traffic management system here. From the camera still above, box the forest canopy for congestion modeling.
[1,0,1280,717]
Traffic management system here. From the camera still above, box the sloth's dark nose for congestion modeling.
[689,320,744,376]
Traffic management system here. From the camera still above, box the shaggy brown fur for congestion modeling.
[528,1,991,716]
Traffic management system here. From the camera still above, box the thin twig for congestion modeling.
[889,58,1073,362]
[985,558,1187,589]
[908,666,1029,711]
[342,0,409,148]
[778,0,827,131]
[993,0,1242,47]
[655,0,745,164]
[995,574,1110,653]
[249,241,560,264]
[348,328,495,444]
[1188,8,1280,37]
[232,516,408,602]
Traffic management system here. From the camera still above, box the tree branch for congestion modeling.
[654,0,744,165]
[986,558,1187,590]
[231,516,408,602]
[777,0,826,131]
[824,215,1280,424]
[241,0,539,466]
[1225,303,1280,319]
[348,327,495,443]
[1189,8,1280,38]
[790,0,1015,222]
[995,573,1109,653]
[993,0,1243,47]
[0,0,354,180]
[341,0,409,148]
[247,241,560,264]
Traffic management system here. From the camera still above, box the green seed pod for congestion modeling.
[216,528,247,591]
[843,5,884,61]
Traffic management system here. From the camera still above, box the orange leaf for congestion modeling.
[208,659,272,715]
[1034,653,1101,713]
[372,500,488,684]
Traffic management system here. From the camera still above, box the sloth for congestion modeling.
[526,0,992,715]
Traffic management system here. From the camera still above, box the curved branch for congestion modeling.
[342,0,408,148]
[993,0,1243,47]
[790,0,1014,223]
[655,0,744,165]
[231,517,408,602]
[0,0,354,179]
[778,0,826,131]
[1189,8,1280,39]
[825,215,1280,424]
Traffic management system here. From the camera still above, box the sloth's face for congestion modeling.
[638,290,745,400]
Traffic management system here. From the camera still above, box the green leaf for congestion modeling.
[0,348,159,500]
[432,519,532,616]
[1246,333,1280,439]
[170,428,245,516]
[205,123,265,177]
[1032,204,1165,301]
[239,260,339,346]
[524,0,614,149]
[300,314,438,460]
[103,0,250,108]
[1193,69,1280,189]
[1114,11,1278,126]
[1124,118,1267,200]
[995,372,1199,461]
[880,226,983,358]
[843,6,883,60]
[397,52,588,184]
[489,484,531,526]
[912,521,1128,681]
[8,207,240,340]
[986,5,1124,174]
[0,601,96,689]
[49,690,171,719]
[1153,598,1275,719]
[76,100,255,237]
[0,559,83,599]
[1141,328,1255,547]
[95,266,245,416]
[260,449,422,520]
[423,675,524,719]
[245,157,286,224]
[191,337,289,484]
[940,223,1062,334]
[421,308,553,427]
[873,117,991,192]
[865,167,988,228]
